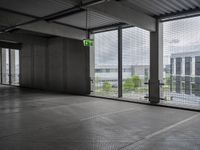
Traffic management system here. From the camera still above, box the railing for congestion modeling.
[160,77,200,107]
[91,77,149,101]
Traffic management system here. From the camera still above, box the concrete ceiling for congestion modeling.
[0,0,74,17]
[0,0,200,39]
[0,0,120,29]
[57,10,120,29]
[125,0,200,17]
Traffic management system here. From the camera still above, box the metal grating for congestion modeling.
[0,0,121,30]
[125,0,200,17]
[0,0,74,17]
[57,10,120,29]
[0,0,200,32]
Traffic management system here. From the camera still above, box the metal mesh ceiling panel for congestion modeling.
[0,0,200,32]
[57,10,120,29]
[0,0,73,17]
[126,0,200,16]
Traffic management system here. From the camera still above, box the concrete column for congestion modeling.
[149,21,163,104]
[118,27,122,98]
[90,34,95,93]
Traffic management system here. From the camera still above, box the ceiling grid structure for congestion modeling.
[126,0,200,17]
[0,0,121,31]
[0,0,200,36]
[0,0,74,17]
[57,10,120,29]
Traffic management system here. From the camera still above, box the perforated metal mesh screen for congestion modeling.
[92,30,118,97]
[91,27,150,100]
[122,27,150,101]
[162,16,200,107]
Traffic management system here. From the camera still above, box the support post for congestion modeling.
[118,26,123,98]
[90,34,95,93]
[149,21,163,104]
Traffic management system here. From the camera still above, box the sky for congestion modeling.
[94,16,200,66]
[163,16,200,65]
[94,27,149,66]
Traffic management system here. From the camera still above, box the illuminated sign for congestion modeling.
[83,39,94,47]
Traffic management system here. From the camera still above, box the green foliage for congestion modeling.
[95,77,99,84]
[102,81,112,92]
[123,75,141,91]
[131,75,141,88]
[124,78,135,91]
[165,74,171,86]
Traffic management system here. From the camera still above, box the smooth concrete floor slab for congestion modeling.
[0,85,200,150]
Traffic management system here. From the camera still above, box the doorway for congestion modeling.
[1,48,20,86]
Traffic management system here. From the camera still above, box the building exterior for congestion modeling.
[170,51,200,96]
[95,64,149,88]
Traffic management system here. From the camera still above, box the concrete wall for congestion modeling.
[0,33,90,94]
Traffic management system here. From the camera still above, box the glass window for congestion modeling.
[1,48,20,86]
[122,27,150,100]
[163,16,200,106]
[185,57,192,75]
[10,49,20,86]
[92,30,118,97]
[2,48,10,84]
[176,58,182,75]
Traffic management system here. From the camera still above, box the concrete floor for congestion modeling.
[0,85,200,150]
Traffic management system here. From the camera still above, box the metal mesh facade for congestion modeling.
[162,16,200,107]
[91,27,150,100]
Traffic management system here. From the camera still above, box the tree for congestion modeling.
[131,75,141,88]
[102,81,112,92]
[124,78,135,91]
[95,76,100,86]
[165,74,171,86]
[123,75,141,91]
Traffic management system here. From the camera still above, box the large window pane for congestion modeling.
[122,27,150,100]
[163,16,200,107]
[2,48,10,84]
[10,49,20,86]
[92,30,118,97]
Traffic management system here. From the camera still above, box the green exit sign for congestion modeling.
[83,39,94,47]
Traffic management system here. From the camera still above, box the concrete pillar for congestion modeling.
[149,21,163,104]
[118,27,122,98]
[90,34,95,93]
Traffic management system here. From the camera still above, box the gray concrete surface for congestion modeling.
[0,85,200,150]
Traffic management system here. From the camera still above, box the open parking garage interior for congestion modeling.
[0,0,200,150]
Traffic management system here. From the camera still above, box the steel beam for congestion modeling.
[158,7,200,22]
[0,9,86,40]
[88,0,156,31]
[118,26,122,98]
[0,0,107,34]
